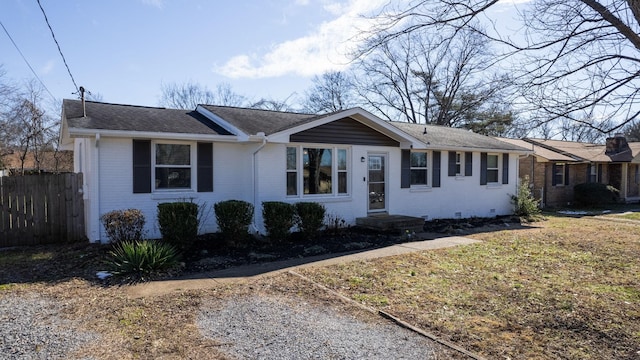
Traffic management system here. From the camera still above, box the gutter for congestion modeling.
[251,133,268,234]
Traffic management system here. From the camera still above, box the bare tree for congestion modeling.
[159,81,246,109]
[1,80,59,174]
[302,71,355,114]
[365,0,640,134]
[249,94,297,112]
[354,28,514,128]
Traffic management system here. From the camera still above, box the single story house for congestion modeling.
[498,135,640,207]
[59,99,530,243]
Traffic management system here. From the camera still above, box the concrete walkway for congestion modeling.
[127,236,480,298]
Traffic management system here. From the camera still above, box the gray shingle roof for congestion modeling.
[200,105,324,136]
[390,122,529,151]
[63,99,232,135]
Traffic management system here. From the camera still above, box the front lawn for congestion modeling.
[298,215,640,359]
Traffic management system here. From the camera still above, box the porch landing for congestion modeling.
[356,214,425,234]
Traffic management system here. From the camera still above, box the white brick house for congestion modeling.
[59,100,529,243]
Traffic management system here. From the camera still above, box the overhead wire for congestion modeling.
[36,0,79,94]
[0,19,57,102]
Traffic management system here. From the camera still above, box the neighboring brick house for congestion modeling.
[498,135,640,207]
[0,149,73,176]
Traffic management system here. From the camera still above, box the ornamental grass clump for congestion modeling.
[100,208,146,244]
[107,240,180,280]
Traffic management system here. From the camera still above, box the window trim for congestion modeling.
[553,162,567,187]
[410,150,430,188]
[486,153,500,184]
[286,145,351,198]
[455,152,462,176]
[152,140,196,192]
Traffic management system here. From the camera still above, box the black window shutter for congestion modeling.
[465,152,472,176]
[133,139,151,193]
[564,163,570,185]
[432,151,441,187]
[197,142,213,192]
[502,153,509,184]
[586,164,592,183]
[480,152,487,185]
[597,164,602,183]
[401,149,410,188]
[552,163,558,186]
[448,151,456,176]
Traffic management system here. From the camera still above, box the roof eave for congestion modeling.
[67,127,239,142]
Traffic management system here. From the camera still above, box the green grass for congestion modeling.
[300,215,640,359]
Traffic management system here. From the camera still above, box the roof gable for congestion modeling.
[290,117,399,146]
[198,105,319,136]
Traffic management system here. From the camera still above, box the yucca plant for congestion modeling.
[107,240,180,279]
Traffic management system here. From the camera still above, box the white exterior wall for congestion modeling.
[81,136,252,242]
[254,144,519,232]
[391,152,518,220]
[79,134,519,242]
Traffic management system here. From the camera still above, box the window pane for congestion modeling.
[303,148,332,194]
[338,172,347,193]
[338,149,347,170]
[155,168,191,189]
[487,154,498,168]
[287,172,297,195]
[411,169,427,185]
[411,152,427,168]
[287,147,297,170]
[156,144,190,165]
[487,169,499,183]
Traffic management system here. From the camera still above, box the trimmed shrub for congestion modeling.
[294,202,326,239]
[157,202,199,250]
[100,209,146,244]
[107,240,179,279]
[214,200,254,246]
[262,201,296,242]
[510,176,541,220]
[574,182,620,206]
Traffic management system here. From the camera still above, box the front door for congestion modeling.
[368,154,386,212]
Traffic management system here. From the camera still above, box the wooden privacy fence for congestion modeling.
[0,173,85,247]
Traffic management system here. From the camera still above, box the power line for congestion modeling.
[36,0,79,93]
[0,19,57,101]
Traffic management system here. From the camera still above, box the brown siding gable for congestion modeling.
[290,117,399,146]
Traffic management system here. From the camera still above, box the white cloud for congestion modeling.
[141,0,163,9]
[214,0,387,79]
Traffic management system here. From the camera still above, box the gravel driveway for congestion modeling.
[198,295,438,359]
[0,293,98,360]
[2,291,441,359]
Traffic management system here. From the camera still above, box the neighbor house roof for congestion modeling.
[390,122,530,152]
[497,138,575,162]
[63,99,232,136]
[524,138,609,162]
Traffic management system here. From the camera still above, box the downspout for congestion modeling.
[251,133,267,234]
[94,132,101,243]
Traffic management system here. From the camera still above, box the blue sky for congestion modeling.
[1,0,527,109]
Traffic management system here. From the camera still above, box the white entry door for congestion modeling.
[368,154,387,212]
